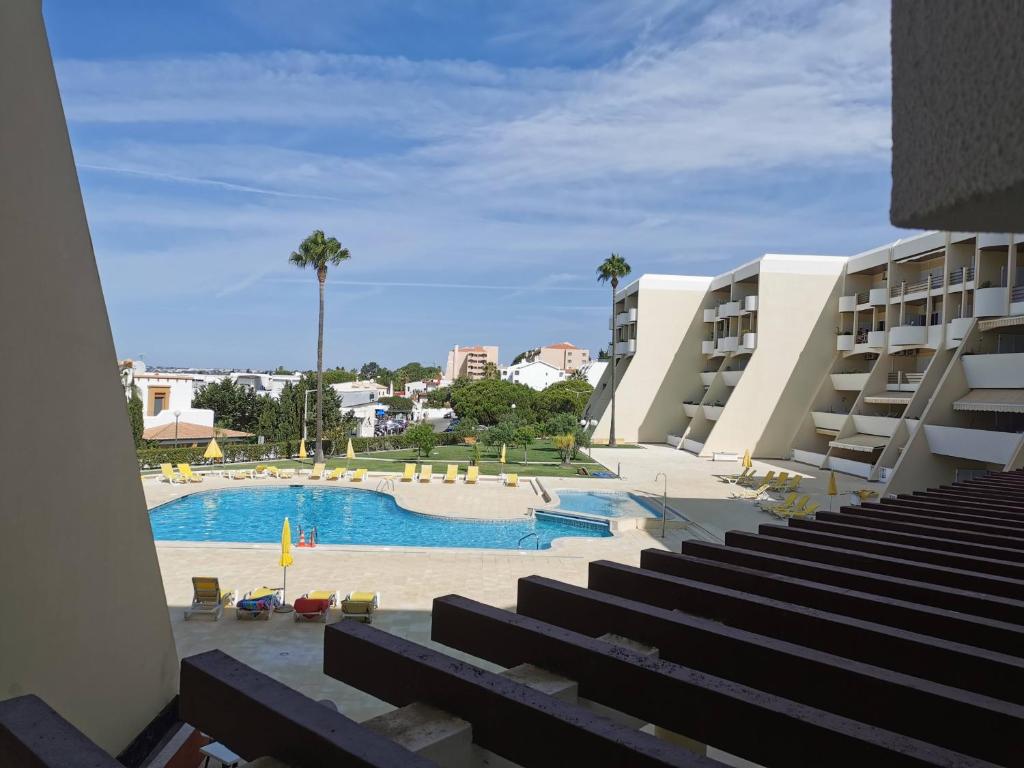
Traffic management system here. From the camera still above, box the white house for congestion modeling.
[502,360,567,391]
[579,360,608,388]
[121,361,213,431]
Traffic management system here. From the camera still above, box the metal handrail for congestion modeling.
[517,532,539,550]
[375,478,395,493]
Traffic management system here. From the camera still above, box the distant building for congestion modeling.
[502,360,566,391]
[120,360,214,432]
[525,342,590,372]
[331,379,389,408]
[405,378,449,396]
[579,360,608,388]
[444,345,499,380]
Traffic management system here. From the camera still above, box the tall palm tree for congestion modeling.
[596,253,631,447]
[289,230,351,463]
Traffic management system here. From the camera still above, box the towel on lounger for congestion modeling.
[237,594,281,612]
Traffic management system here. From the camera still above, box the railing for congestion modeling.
[375,478,395,493]
[517,532,539,550]
[948,266,975,286]
[886,372,924,385]
[890,273,944,298]
[1012,285,1024,303]
[855,291,870,304]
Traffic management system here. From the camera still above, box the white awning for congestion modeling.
[863,395,913,406]
[829,433,890,453]
[953,389,1024,414]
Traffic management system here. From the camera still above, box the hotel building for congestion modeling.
[444,344,500,380]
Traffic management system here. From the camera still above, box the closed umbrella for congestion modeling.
[346,438,355,460]
[742,449,752,469]
[500,444,507,464]
[298,438,307,460]
[827,469,838,511]
[204,437,223,474]
[277,517,294,613]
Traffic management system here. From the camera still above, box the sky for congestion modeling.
[45,0,901,371]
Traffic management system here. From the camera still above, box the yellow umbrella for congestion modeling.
[298,438,307,459]
[742,449,752,469]
[278,517,294,612]
[204,437,223,461]
[827,469,838,510]
[346,438,355,460]
[500,443,507,464]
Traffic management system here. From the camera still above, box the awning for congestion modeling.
[953,389,1024,414]
[978,315,1024,332]
[828,433,890,453]
[863,395,913,406]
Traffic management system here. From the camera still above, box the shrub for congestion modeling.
[404,422,438,458]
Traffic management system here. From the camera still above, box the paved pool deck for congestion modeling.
[147,445,884,722]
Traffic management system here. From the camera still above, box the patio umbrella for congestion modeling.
[742,449,752,469]
[277,517,294,613]
[500,444,507,464]
[298,438,307,460]
[346,438,356,460]
[827,469,838,511]
[204,437,223,461]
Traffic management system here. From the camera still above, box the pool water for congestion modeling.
[553,490,661,518]
[149,487,610,550]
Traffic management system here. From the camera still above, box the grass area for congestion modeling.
[144,439,609,479]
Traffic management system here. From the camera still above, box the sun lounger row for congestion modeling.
[185,578,380,623]
[726,468,802,494]
[759,492,819,519]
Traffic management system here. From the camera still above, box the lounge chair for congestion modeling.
[341,591,380,624]
[293,590,337,623]
[786,475,802,493]
[855,489,878,501]
[768,471,790,491]
[724,467,754,485]
[504,473,519,487]
[266,466,279,478]
[184,577,235,621]
[231,469,251,480]
[465,465,479,484]
[444,464,458,483]
[400,463,416,482]
[741,470,773,488]
[731,482,772,501]
[325,467,346,481]
[308,462,326,480]
[768,494,810,519]
[760,491,797,513]
[418,465,433,483]
[279,468,295,479]
[160,463,185,484]
[177,463,204,483]
[350,468,367,482]
[235,587,282,620]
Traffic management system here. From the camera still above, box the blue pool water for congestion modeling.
[553,490,661,518]
[149,487,610,550]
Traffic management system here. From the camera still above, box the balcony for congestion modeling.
[743,295,759,313]
[947,317,973,344]
[828,456,875,479]
[703,404,724,420]
[851,415,900,437]
[963,352,1024,388]
[975,286,1009,317]
[889,324,927,346]
[721,370,743,387]
[869,288,888,305]
[699,371,717,386]
[867,330,886,348]
[614,309,636,327]
[838,295,857,313]
[614,339,636,355]
[924,425,1024,465]
[740,332,757,351]
[682,402,701,418]
[811,411,847,432]
[886,372,923,392]
[703,308,717,323]
[701,340,715,355]
[836,334,854,352]
[947,266,975,290]
[830,372,870,391]
[718,301,741,318]
[716,336,739,353]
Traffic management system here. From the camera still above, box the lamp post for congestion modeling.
[174,410,181,447]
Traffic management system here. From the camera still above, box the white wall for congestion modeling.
[503,361,566,390]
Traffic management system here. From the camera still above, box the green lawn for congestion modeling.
[143,439,609,479]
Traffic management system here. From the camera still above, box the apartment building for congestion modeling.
[524,341,590,371]
[502,359,567,390]
[444,344,499,380]
[586,233,1024,491]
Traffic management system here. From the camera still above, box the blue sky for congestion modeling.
[45,0,899,370]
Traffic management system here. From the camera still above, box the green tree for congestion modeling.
[510,349,534,365]
[449,379,535,425]
[272,366,293,375]
[534,379,593,421]
[322,368,358,385]
[425,385,451,408]
[482,420,515,451]
[553,433,575,463]
[255,396,283,440]
[193,377,263,432]
[452,416,479,440]
[513,424,536,464]
[596,252,631,446]
[274,383,302,441]
[359,361,389,382]
[482,361,500,380]
[541,412,579,438]
[294,373,343,441]
[392,362,442,389]
[404,422,437,458]
[289,229,351,463]
[127,392,144,448]
[378,395,414,412]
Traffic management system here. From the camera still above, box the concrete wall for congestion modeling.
[704,256,847,458]
[0,0,179,754]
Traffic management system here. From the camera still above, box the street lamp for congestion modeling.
[173,410,181,447]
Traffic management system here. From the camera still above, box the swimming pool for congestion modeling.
[149,487,610,550]
[552,490,661,518]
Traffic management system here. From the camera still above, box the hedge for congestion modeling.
[137,432,462,469]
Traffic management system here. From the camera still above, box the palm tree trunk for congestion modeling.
[609,281,617,447]
[316,273,325,463]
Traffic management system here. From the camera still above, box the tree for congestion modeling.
[404,422,437,458]
[274,383,302,441]
[596,252,632,446]
[294,373,343,440]
[568,369,587,382]
[452,416,478,440]
[534,379,593,421]
[289,229,351,463]
[378,395,414,413]
[597,348,610,361]
[553,434,575,464]
[322,368,358,385]
[449,379,535,425]
[256,396,283,440]
[127,392,144,448]
[193,377,263,432]
[425,385,451,408]
[513,424,536,464]
[482,361,500,380]
[392,362,442,387]
[359,361,386,381]
[482,420,515,451]
[510,349,534,365]
[272,366,294,375]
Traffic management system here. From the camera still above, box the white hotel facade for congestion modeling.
[584,231,1024,493]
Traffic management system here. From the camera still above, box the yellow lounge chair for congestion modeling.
[279,467,295,478]
[266,466,279,478]
[724,467,754,485]
[465,465,479,484]
[418,465,433,483]
[341,591,380,623]
[160,463,185,484]
[231,469,251,480]
[350,468,367,482]
[761,491,796,513]
[786,475,802,492]
[742,470,773,488]
[400,463,416,482]
[504,473,519,487]
[769,494,809,518]
[184,577,235,621]
[308,462,326,480]
[177,463,203,483]
[325,467,346,481]
[855,488,878,501]
[444,464,458,483]
[769,471,790,491]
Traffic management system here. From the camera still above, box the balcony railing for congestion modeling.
[855,291,870,304]
[890,273,945,298]
[948,266,975,286]
[1012,285,1024,303]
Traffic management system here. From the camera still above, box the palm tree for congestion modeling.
[289,230,351,463]
[596,253,631,447]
